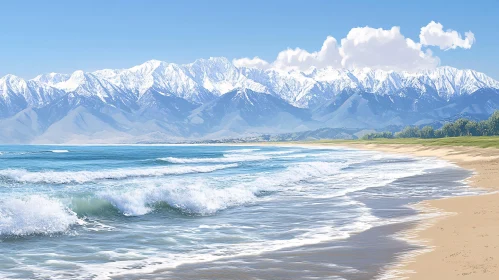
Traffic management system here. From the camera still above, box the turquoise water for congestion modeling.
[0,145,475,279]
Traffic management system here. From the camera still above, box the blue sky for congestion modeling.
[1,0,497,78]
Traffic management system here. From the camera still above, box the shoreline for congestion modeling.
[3,143,496,279]
[330,143,499,279]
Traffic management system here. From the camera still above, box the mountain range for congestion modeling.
[1,57,499,143]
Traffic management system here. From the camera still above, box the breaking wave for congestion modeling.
[98,181,258,216]
[224,148,261,153]
[0,164,237,184]
[0,195,80,236]
[159,149,300,164]
[158,154,269,164]
[83,161,347,217]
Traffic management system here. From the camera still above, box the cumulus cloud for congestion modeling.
[340,26,438,71]
[419,21,475,50]
[271,36,342,71]
[233,57,270,70]
[233,21,473,72]
[233,37,341,71]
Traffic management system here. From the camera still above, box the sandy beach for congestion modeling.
[331,143,499,279]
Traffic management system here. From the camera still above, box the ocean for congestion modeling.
[0,145,477,279]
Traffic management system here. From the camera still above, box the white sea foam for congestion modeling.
[257,150,297,155]
[279,154,309,158]
[158,154,269,164]
[0,195,80,236]
[244,161,346,194]
[0,164,237,184]
[97,161,347,217]
[224,148,260,153]
[198,224,255,230]
[0,146,474,280]
[50,150,69,153]
[157,149,302,163]
[99,180,257,216]
[160,149,301,164]
[61,201,379,280]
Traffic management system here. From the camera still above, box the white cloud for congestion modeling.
[340,26,438,71]
[419,21,475,50]
[271,36,342,71]
[232,57,270,70]
[233,21,473,72]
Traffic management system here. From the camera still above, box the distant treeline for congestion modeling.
[362,111,499,140]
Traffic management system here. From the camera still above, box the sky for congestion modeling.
[1,0,498,79]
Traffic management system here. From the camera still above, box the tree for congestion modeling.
[464,121,479,136]
[453,118,470,136]
[434,129,444,138]
[395,126,421,138]
[440,123,457,137]
[478,121,491,136]
[391,110,499,139]
[361,131,394,140]
[420,126,435,138]
[487,111,499,135]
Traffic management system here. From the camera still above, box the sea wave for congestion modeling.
[0,164,237,184]
[50,150,69,153]
[70,197,121,217]
[92,161,346,217]
[65,202,379,279]
[98,180,258,216]
[248,161,345,191]
[0,150,69,156]
[257,150,297,155]
[158,154,269,164]
[224,148,261,153]
[0,195,80,236]
[159,149,300,164]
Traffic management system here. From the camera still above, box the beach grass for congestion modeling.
[312,136,499,149]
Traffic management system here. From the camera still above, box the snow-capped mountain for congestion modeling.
[37,57,499,107]
[1,57,499,143]
[91,58,267,104]
[0,74,66,117]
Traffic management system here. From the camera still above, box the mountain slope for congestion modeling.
[0,58,499,143]
[0,75,66,118]
[188,89,313,137]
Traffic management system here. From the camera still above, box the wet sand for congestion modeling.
[334,144,499,279]
[157,222,415,280]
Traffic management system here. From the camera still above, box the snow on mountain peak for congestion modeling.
[32,72,70,86]
[0,74,32,101]
[52,70,87,92]
[2,58,498,109]
[1,58,499,143]
[1,74,27,90]
[134,59,167,72]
